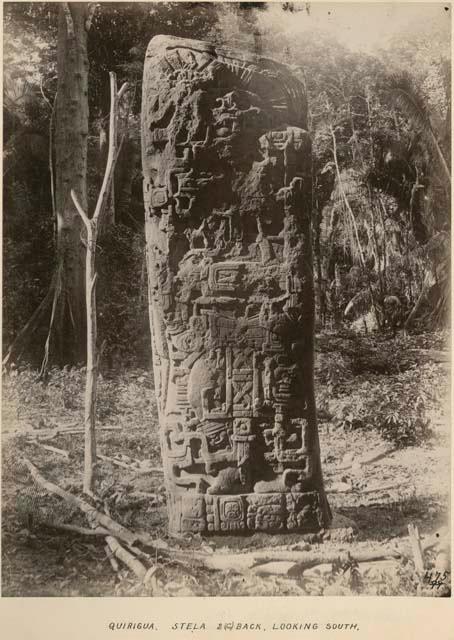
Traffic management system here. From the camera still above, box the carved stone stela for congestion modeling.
[142,35,331,534]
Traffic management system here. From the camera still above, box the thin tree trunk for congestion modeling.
[71,72,128,494]
[68,196,98,493]
[84,224,98,493]
[47,90,57,243]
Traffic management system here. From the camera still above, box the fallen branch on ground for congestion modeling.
[192,548,403,574]
[25,426,121,442]
[127,544,153,562]
[249,551,402,577]
[96,453,164,475]
[132,466,164,475]
[326,482,352,494]
[360,481,414,495]
[97,453,133,469]
[202,529,442,576]
[44,522,111,537]
[23,458,140,547]
[24,458,175,558]
[129,491,158,499]
[105,536,147,581]
[336,445,396,471]
[62,425,121,433]
[327,481,414,495]
[29,442,70,459]
[23,459,441,580]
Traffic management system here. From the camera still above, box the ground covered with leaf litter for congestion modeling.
[2,331,450,596]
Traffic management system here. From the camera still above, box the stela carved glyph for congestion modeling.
[141,35,331,534]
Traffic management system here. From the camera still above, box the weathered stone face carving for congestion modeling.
[142,35,331,534]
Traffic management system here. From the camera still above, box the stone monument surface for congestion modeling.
[141,35,331,534]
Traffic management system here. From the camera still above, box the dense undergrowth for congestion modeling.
[2,330,450,596]
[315,330,448,448]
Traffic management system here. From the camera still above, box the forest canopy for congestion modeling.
[3,2,451,368]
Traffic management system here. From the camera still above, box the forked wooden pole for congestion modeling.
[71,72,128,495]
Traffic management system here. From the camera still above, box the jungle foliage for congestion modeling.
[3,2,451,367]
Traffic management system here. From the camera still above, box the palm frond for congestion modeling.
[387,72,451,184]
[344,287,372,319]
[388,72,433,129]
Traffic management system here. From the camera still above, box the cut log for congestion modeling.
[105,536,147,581]
[143,565,161,590]
[105,543,120,572]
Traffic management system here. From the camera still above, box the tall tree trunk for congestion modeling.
[53,3,90,364]
[3,3,91,369]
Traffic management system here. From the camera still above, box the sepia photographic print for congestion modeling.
[1,0,452,636]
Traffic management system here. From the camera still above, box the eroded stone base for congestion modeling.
[168,491,326,535]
